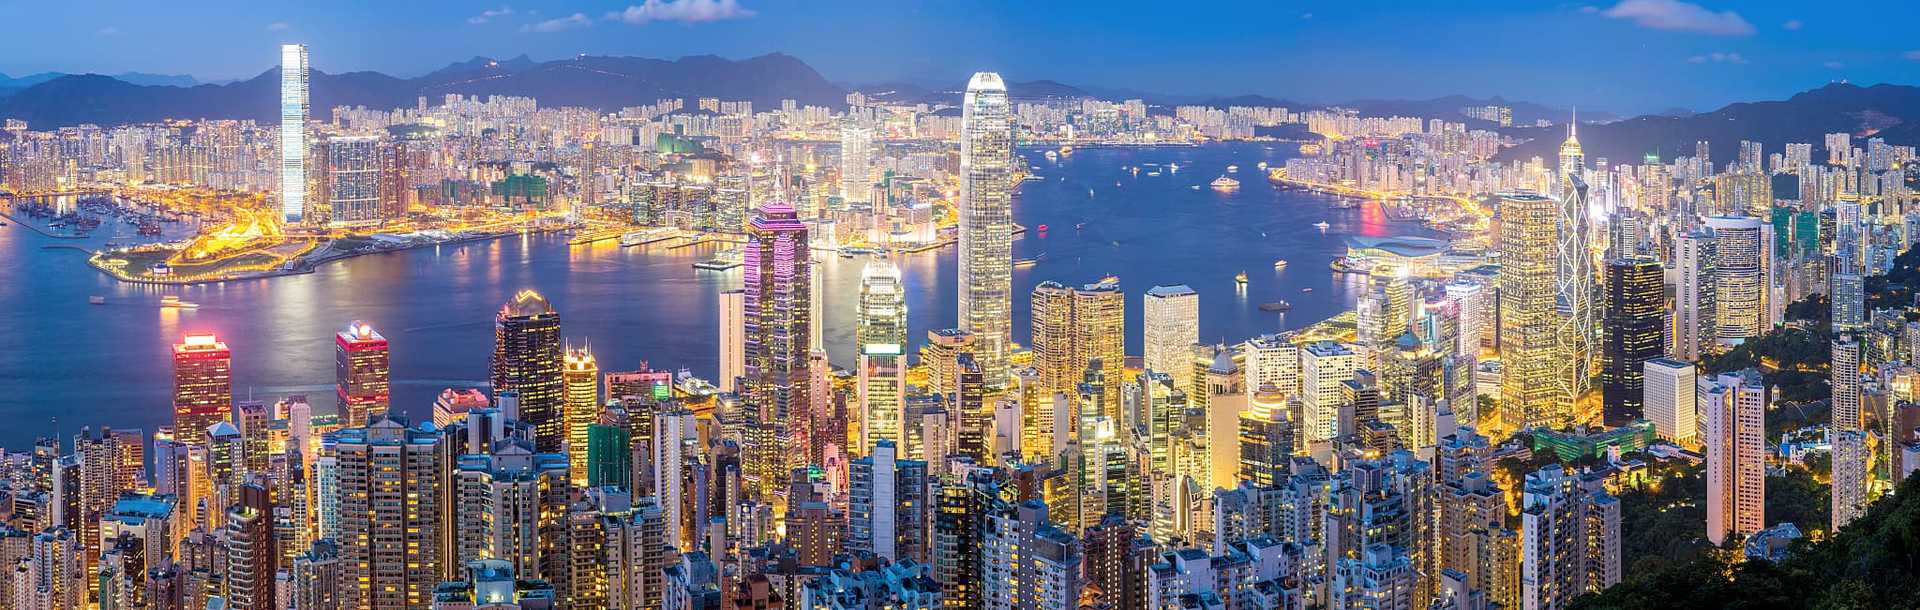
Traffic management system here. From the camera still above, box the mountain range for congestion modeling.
[1,53,1917,162]
[0,53,844,128]
[1499,82,1920,163]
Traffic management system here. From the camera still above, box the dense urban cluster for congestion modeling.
[3,41,1920,610]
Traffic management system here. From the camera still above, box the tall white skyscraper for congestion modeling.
[280,43,309,223]
[958,71,1013,385]
[1699,370,1766,546]
[1642,358,1697,444]
[1832,334,1868,530]
[840,118,873,205]
[719,288,745,393]
[1143,285,1199,387]
[1704,216,1767,343]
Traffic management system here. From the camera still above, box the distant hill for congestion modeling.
[1499,82,1920,163]
[0,53,845,127]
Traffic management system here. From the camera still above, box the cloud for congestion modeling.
[1781,19,1801,31]
[1599,0,1754,35]
[266,21,290,32]
[468,7,514,25]
[1823,61,1845,69]
[96,26,119,36]
[1686,52,1746,64]
[605,0,755,25]
[1904,50,1920,61]
[523,13,591,32]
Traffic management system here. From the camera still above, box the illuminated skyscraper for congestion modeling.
[491,290,565,453]
[840,118,873,205]
[858,261,907,350]
[1832,334,1868,530]
[1030,279,1126,421]
[1143,285,1199,388]
[1301,340,1357,443]
[332,417,451,609]
[1699,370,1766,546]
[1499,192,1568,431]
[959,72,1013,385]
[1642,359,1697,444]
[744,204,812,458]
[719,288,745,393]
[280,44,308,223]
[172,333,232,446]
[1674,228,1718,361]
[1704,216,1767,343]
[1601,258,1663,426]
[323,135,381,227]
[563,346,600,485]
[1237,384,1292,487]
[334,320,390,427]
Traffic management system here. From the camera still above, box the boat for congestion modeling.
[1075,223,1086,231]
[1169,162,1181,174]
[1190,185,1201,190]
[1301,287,1314,293]
[1147,170,1161,177]
[1227,164,1240,173]
[160,296,180,307]
[1257,161,1269,170]
[1259,301,1292,312]
[694,248,744,271]
[1234,271,1249,285]
[1313,221,1330,230]
[89,296,106,305]
[1044,150,1058,161]
[1015,257,1040,269]
[1210,176,1241,191]
[1273,259,1288,269]
[1036,224,1049,233]
[1058,145,1074,156]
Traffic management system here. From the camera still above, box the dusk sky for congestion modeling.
[4,0,1918,114]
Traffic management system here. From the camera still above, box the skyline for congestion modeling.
[3,1,1920,114]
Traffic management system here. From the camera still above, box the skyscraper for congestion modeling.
[1601,258,1663,426]
[335,320,390,427]
[323,135,382,226]
[1674,228,1719,361]
[1301,340,1357,444]
[563,345,600,485]
[1699,370,1766,546]
[1030,279,1125,420]
[1519,465,1620,610]
[1499,192,1568,431]
[719,288,745,393]
[332,417,451,609]
[280,43,308,223]
[840,118,873,205]
[1704,216,1767,343]
[491,290,565,453]
[1832,333,1868,530]
[858,260,908,350]
[959,72,1013,385]
[172,333,232,446]
[1143,285,1200,388]
[743,204,812,441]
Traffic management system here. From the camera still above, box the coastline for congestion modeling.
[85,227,537,286]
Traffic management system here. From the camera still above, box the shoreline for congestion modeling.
[86,228,537,286]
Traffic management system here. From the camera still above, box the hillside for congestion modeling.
[1500,82,1920,163]
[0,53,845,127]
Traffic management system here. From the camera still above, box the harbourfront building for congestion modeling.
[958,71,1014,386]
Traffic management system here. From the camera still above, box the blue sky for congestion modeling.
[4,0,1917,114]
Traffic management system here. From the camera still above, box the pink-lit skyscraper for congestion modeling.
[743,204,812,440]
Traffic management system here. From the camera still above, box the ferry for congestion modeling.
[89,296,106,305]
[1313,221,1331,231]
[1147,170,1162,177]
[694,249,744,271]
[1259,301,1292,312]
[1227,164,1240,173]
[1234,271,1249,286]
[160,296,200,309]
[1044,150,1059,161]
[1210,176,1241,191]
[1301,287,1314,293]
[1273,259,1288,269]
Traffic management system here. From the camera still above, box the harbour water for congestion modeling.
[0,142,1430,449]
